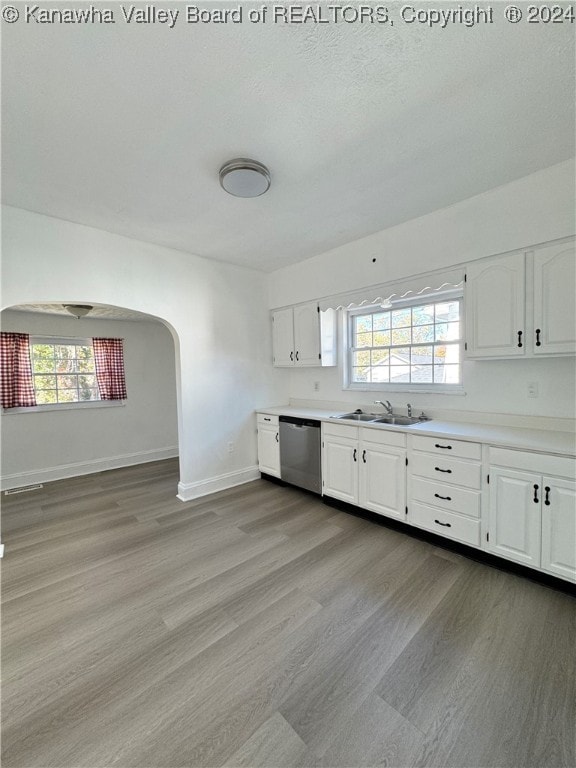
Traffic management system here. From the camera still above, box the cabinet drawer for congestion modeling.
[411,435,481,460]
[323,422,359,440]
[409,501,481,547]
[410,453,482,489]
[257,413,279,427]
[411,477,481,518]
[360,427,406,449]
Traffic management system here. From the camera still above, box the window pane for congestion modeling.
[77,358,96,373]
[58,389,79,403]
[33,357,55,374]
[391,308,411,328]
[433,345,447,364]
[77,345,94,360]
[353,350,370,367]
[411,365,433,383]
[373,330,391,347]
[33,344,55,359]
[57,375,78,389]
[391,328,411,346]
[412,324,434,344]
[36,390,58,405]
[55,345,77,359]
[371,349,390,366]
[80,388,100,401]
[371,366,390,383]
[434,363,460,384]
[34,374,56,389]
[356,332,372,348]
[390,347,410,362]
[390,369,410,383]
[355,315,372,334]
[412,305,435,325]
[78,375,97,389]
[56,358,77,373]
[411,346,433,365]
[353,367,369,382]
[435,301,460,321]
[373,312,390,331]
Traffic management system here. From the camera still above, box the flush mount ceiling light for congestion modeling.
[63,304,93,319]
[219,158,271,198]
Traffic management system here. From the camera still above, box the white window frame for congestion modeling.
[343,293,465,394]
[4,336,125,414]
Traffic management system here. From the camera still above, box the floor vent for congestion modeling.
[4,484,44,495]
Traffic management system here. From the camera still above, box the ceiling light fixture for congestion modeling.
[219,158,271,198]
[63,304,93,319]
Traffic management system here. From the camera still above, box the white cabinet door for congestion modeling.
[322,435,358,505]
[533,241,576,355]
[466,252,525,358]
[488,467,541,568]
[359,443,406,520]
[293,302,320,366]
[541,477,576,582]
[272,308,294,366]
[257,424,280,477]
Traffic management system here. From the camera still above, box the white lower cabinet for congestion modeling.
[408,435,482,547]
[488,467,541,568]
[540,477,576,580]
[488,448,576,582]
[322,423,406,521]
[359,441,406,520]
[256,414,280,478]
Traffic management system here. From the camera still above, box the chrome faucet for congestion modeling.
[407,403,412,417]
[374,400,393,415]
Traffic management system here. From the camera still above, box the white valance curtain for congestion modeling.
[317,268,465,312]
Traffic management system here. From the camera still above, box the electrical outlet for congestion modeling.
[527,382,539,398]
[313,381,320,392]
[227,441,234,453]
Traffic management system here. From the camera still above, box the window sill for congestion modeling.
[343,383,466,396]
[3,400,126,414]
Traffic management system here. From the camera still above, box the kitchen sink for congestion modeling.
[335,412,382,422]
[372,415,428,426]
[335,411,430,426]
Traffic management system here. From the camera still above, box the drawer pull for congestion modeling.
[544,486,551,506]
[434,519,452,528]
[362,449,366,463]
[434,493,452,501]
[434,467,452,474]
[434,443,452,450]
[353,448,357,462]
[275,432,279,443]
[533,484,539,503]
[264,417,271,421]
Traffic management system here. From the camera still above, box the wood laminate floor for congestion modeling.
[2,459,575,768]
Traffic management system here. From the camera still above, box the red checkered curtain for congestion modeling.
[0,332,37,408]
[92,338,127,400]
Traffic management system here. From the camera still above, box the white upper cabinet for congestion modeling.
[272,307,295,366]
[272,302,336,367]
[465,237,575,359]
[465,252,525,358]
[532,241,576,355]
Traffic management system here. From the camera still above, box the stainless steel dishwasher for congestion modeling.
[279,416,321,494]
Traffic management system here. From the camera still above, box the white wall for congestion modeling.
[1,206,288,498]
[1,310,178,488]
[267,160,576,421]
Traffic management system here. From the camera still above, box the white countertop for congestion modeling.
[257,405,576,457]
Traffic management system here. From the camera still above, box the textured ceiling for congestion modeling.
[3,5,574,272]
[10,305,156,322]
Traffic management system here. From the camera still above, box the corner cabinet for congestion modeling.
[465,237,575,359]
[272,302,336,367]
[322,423,406,521]
[488,447,576,582]
[256,413,280,478]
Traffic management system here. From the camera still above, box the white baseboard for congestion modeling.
[0,447,179,491]
[177,466,260,502]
